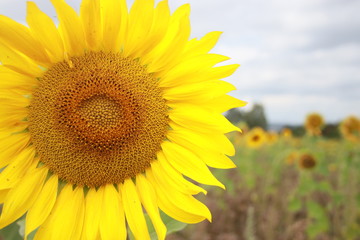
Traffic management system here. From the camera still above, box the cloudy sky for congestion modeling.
[1,0,359,124]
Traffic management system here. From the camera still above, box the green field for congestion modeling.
[169,130,360,240]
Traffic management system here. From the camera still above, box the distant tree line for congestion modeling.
[226,103,268,130]
[285,124,341,138]
[225,104,341,138]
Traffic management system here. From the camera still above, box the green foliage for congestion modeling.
[322,124,341,138]
[283,123,341,139]
[159,212,187,235]
[225,108,244,124]
[288,197,302,212]
[225,103,268,130]
[232,135,360,239]
[171,133,360,240]
[306,201,329,238]
[0,220,22,240]
[243,104,268,130]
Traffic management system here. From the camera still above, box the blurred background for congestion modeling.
[0,0,359,239]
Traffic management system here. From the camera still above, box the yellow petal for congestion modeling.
[161,63,240,89]
[161,141,225,188]
[207,64,240,80]
[0,133,30,168]
[199,150,236,169]
[0,147,36,190]
[51,0,86,56]
[183,31,222,57]
[0,103,25,115]
[0,66,37,90]
[176,141,236,169]
[146,169,211,223]
[99,184,126,240]
[0,189,9,204]
[34,184,85,240]
[25,174,58,240]
[27,1,64,63]
[100,0,128,52]
[131,0,170,58]
[143,4,191,73]
[0,167,47,229]
[0,90,30,107]
[0,41,42,77]
[0,15,50,64]
[0,117,28,135]
[198,95,247,113]
[0,113,28,134]
[71,188,86,240]
[167,126,235,156]
[0,113,28,133]
[83,188,103,240]
[121,179,150,240]
[80,0,102,50]
[136,174,167,240]
[169,104,240,134]
[123,0,154,56]
[159,54,230,87]
[0,103,28,122]
[165,64,238,91]
[0,189,10,204]
[163,80,236,103]
[152,153,207,195]
[0,89,30,126]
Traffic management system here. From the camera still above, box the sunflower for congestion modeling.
[285,152,298,165]
[0,0,246,239]
[339,116,360,142]
[232,121,248,146]
[281,127,292,138]
[298,153,317,170]
[266,131,278,144]
[304,112,324,136]
[245,127,267,148]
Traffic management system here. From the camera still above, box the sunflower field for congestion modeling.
[167,115,360,240]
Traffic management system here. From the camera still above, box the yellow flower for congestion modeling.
[281,127,293,138]
[285,152,298,165]
[0,0,246,239]
[245,127,267,148]
[304,112,324,136]
[237,121,249,134]
[232,121,248,146]
[339,116,360,142]
[266,131,279,144]
[298,153,317,170]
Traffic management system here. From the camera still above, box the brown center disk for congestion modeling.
[29,51,169,187]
